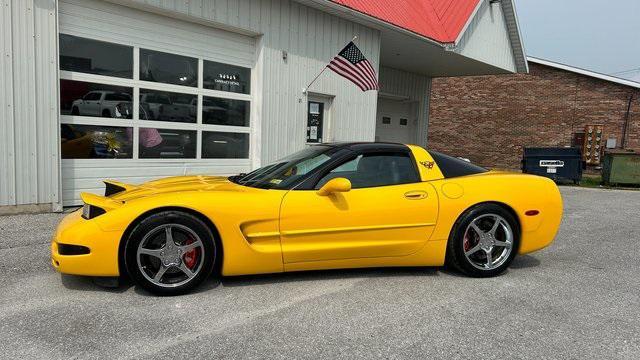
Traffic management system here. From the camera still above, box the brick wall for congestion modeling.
[427,63,640,170]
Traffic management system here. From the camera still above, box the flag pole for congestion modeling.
[303,35,358,95]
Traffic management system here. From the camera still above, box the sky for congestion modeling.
[514,0,640,81]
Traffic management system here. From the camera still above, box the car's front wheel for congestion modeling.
[124,211,217,295]
[446,203,520,277]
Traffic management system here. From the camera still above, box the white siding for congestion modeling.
[0,0,59,209]
[122,0,382,163]
[455,0,517,73]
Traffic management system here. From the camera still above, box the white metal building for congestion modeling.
[0,0,527,212]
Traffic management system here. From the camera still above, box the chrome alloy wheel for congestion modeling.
[463,214,514,271]
[136,223,205,288]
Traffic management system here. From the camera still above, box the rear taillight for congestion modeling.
[82,204,106,219]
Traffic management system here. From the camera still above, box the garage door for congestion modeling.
[58,0,256,205]
[375,98,417,144]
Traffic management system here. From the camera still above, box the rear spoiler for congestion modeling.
[103,179,137,196]
[80,192,124,211]
[80,192,124,219]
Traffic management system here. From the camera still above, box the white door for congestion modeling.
[375,98,417,144]
[58,0,256,205]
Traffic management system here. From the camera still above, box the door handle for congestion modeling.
[404,190,427,200]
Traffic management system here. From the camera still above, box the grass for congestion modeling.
[579,175,603,188]
[572,174,640,190]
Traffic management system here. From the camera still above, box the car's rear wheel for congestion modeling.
[446,203,520,277]
[124,211,217,295]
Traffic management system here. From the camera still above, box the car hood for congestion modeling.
[110,175,249,202]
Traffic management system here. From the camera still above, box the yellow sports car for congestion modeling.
[51,143,563,295]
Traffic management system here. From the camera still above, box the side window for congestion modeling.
[316,152,419,189]
[83,92,100,101]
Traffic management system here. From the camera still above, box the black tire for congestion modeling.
[102,109,111,118]
[71,106,79,115]
[446,203,520,277]
[124,211,217,295]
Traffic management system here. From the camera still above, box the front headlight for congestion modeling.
[81,204,106,219]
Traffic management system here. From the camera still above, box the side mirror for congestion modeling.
[317,177,352,196]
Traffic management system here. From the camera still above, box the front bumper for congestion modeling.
[51,210,123,277]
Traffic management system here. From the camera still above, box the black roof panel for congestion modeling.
[320,142,410,152]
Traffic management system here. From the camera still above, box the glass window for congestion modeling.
[400,118,408,126]
[429,151,487,178]
[139,89,196,123]
[316,153,419,189]
[60,124,132,159]
[202,132,249,159]
[83,92,101,101]
[202,97,250,126]
[60,80,133,119]
[59,34,133,78]
[138,128,196,159]
[203,61,250,94]
[229,145,337,189]
[139,49,198,87]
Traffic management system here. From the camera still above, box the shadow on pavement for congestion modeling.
[60,258,540,295]
[221,266,440,288]
[509,255,541,269]
[61,274,132,293]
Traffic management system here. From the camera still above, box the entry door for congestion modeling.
[279,152,438,263]
[306,95,332,144]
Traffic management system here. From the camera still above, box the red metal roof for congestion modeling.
[329,0,480,43]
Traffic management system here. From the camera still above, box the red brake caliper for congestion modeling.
[463,233,471,252]
[183,237,200,269]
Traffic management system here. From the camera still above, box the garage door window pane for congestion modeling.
[61,124,132,159]
[139,128,196,159]
[203,61,250,94]
[60,80,133,119]
[139,49,198,87]
[139,89,196,123]
[202,97,250,126]
[59,34,133,78]
[202,132,249,159]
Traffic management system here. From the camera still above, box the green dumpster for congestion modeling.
[602,150,640,186]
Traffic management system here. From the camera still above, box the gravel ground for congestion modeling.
[0,186,639,359]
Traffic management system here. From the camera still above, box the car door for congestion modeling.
[82,92,102,116]
[279,150,439,264]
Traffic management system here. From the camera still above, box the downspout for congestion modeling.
[621,91,636,149]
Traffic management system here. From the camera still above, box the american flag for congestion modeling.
[327,42,379,91]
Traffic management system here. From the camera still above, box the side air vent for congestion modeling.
[105,182,127,196]
[58,244,90,255]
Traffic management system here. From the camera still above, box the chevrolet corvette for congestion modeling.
[51,143,563,295]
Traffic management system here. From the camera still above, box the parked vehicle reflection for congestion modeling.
[139,89,196,123]
[202,97,249,126]
[60,80,133,119]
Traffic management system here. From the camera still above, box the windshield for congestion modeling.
[230,145,336,189]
